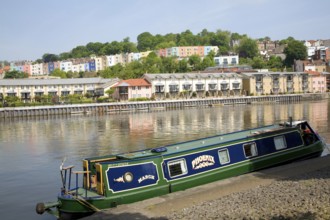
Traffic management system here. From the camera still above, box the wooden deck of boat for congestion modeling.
[68,188,102,198]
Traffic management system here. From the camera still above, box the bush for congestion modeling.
[97,97,109,103]
[128,97,150,102]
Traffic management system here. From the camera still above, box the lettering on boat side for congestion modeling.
[138,175,155,183]
[192,155,215,170]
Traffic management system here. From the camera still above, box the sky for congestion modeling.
[1,0,329,61]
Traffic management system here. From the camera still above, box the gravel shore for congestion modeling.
[83,155,330,220]
[168,166,330,220]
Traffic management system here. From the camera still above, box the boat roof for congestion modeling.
[115,124,289,160]
[86,120,306,162]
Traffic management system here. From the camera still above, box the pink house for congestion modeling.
[114,79,152,100]
[306,71,327,93]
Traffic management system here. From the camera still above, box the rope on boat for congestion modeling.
[66,191,100,212]
[73,195,100,212]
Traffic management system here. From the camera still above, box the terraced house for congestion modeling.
[0,78,119,102]
[241,72,328,95]
[143,73,243,99]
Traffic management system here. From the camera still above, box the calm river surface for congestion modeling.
[0,99,329,220]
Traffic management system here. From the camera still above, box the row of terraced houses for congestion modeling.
[0,46,219,77]
[0,71,328,103]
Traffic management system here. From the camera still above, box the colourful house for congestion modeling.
[113,79,152,101]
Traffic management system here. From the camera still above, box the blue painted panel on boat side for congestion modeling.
[106,162,159,193]
[163,131,304,181]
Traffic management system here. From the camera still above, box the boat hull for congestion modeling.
[55,141,324,218]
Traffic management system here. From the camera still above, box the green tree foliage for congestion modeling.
[210,30,231,55]
[284,40,307,67]
[177,59,190,72]
[123,61,145,79]
[267,56,283,69]
[188,55,202,71]
[86,42,104,54]
[160,57,178,73]
[237,37,259,58]
[42,53,59,63]
[251,56,266,69]
[201,56,214,70]
[137,32,155,51]
[4,70,28,79]
[141,52,162,73]
[59,52,71,60]
[50,68,67,78]
[71,45,90,58]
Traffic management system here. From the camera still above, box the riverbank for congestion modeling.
[1,93,327,118]
[83,154,330,220]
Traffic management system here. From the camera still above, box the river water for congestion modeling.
[0,99,329,220]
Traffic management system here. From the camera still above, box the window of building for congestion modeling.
[132,86,136,90]
[138,86,141,90]
[243,142,258,158]
[218,149,230,165]
[274,136,287,150]
[168,159,188,178]
[196,84,204,91]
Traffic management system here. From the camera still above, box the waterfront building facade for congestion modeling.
[113,79,152,100]
[143,72,243,99]
[240,72,323,95]
[0,78,119,102]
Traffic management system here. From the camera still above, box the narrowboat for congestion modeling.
[36,119,325,219]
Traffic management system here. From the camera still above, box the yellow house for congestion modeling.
[241,72,311,95]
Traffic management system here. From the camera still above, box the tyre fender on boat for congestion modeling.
[36,201,60,215]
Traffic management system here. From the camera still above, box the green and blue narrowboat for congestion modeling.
[36,119,325,219]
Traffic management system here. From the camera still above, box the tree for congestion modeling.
[251,57,266,69]
[178,30,195,46]
[50,69,67,78]
[137,32,154,51]
[42,53,59,63]
[141,52,162,73]
[122,38,138,53]
[177,59,190,72]
[86,42,104,55]
[201,56,215,70]
[105,88,115,98]
[188,55,202,71]
[284,40,307,67]
[237,37,259,58]
[210,30,231,54]
[71,45,90,58]
[4,70,28,79]
[267,56,283,70]
[160,57,178,73]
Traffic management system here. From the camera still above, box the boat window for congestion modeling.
[218,149,230,165]
[243,143,258,158]
[168,159,188,178]
[274,136,287,150]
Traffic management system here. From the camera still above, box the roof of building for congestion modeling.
[115,79,151,87]
[143,72,242,81]
[240,72,308,78]
[0,77,116,86]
